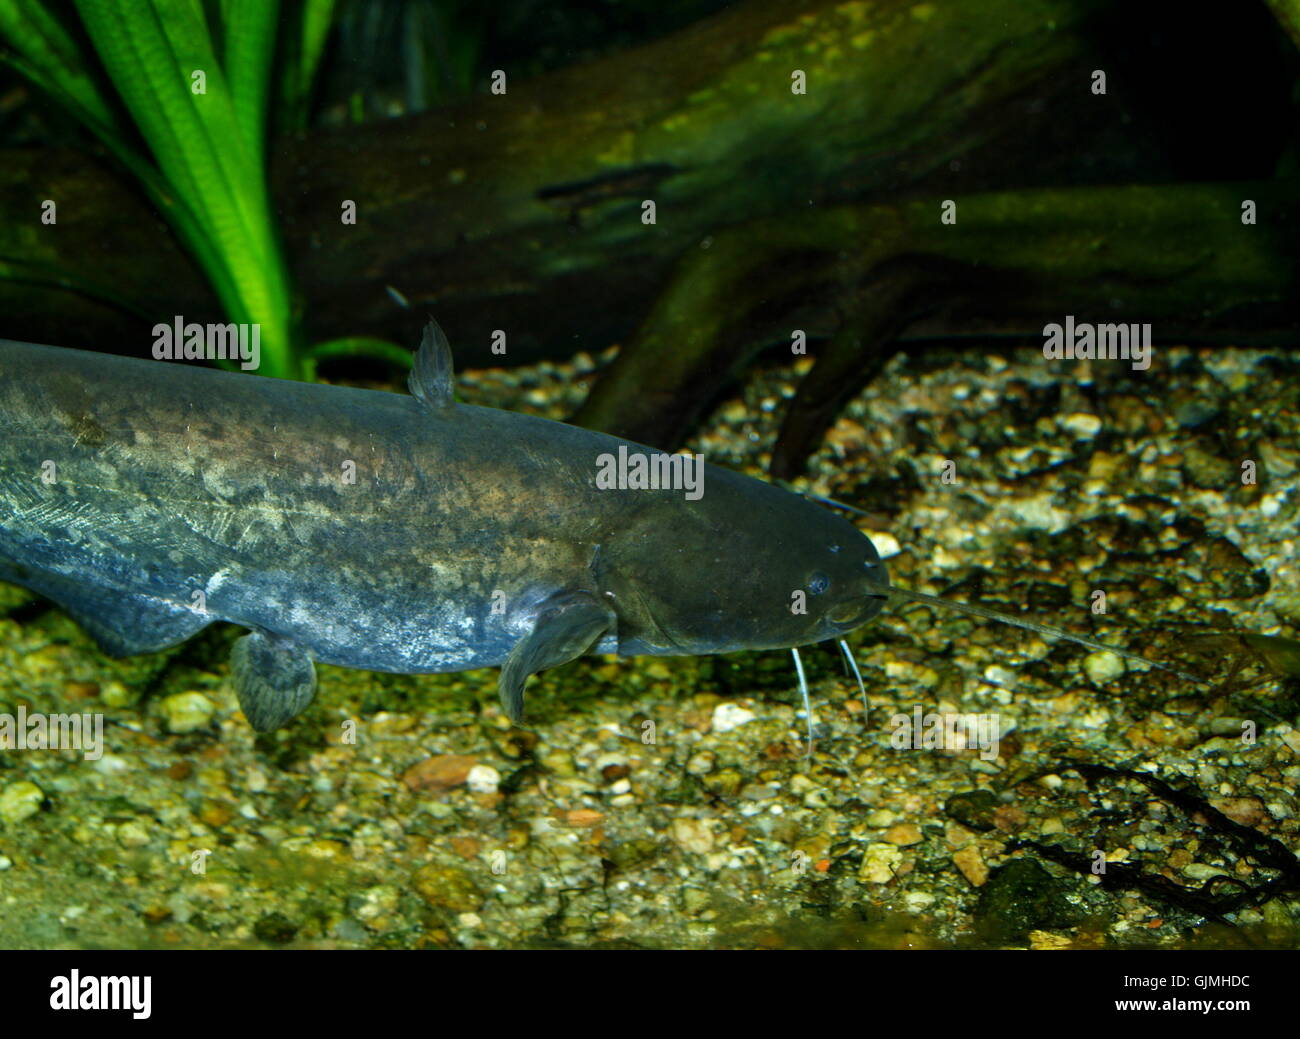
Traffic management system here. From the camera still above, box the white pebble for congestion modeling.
[712,703,757,733]
[466,765,501,794]
[904,891,936,912]
[93,755,131,775]
[1060,412,1103,438]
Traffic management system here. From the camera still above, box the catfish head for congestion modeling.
[594,461,890,657]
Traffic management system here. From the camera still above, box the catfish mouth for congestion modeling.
[824,558,891,630]
[826,596,885,630]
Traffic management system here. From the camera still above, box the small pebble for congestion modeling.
[1059,412,1102,438]
[161,692,216,733]
[99,681,133,708]
[711,703,756,733]
[402,754,477,792]
[884,823,923,846]
[466,765,501,794]
[670,818,715,854]
[953,846,988,887]
[859,843,902,883]
[1083,651,1125,684]
[0,781,44,825]
[116,821,151,848]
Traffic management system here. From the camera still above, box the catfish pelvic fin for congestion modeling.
[230,632,317,732]
[499,592,616,724]
[408,318,455,408]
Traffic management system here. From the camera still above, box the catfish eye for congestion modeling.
[807,571,831,596]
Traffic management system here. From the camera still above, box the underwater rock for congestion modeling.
[974,859,1082,944]
[253,911,299,944]
[943,790,999,833]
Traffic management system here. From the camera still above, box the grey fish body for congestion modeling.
[0,326,888,729]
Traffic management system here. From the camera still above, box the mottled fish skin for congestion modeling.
[0,331,888,727]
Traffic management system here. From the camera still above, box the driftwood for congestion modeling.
[574,182,1300,477]
[1,0,1113,364]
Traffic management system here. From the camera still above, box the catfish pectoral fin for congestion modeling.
[498,592,616,724]
[230,632,317,732]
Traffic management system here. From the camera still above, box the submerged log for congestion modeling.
[1,0,1113,364]
[572,182,1300,478]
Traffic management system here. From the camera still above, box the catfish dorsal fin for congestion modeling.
[409,318,455,408]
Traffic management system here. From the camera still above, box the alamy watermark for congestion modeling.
[152,316,260,370]
[595,445,704,500]
[889,706,1002,761]
[0,706,103,761]
[50,970,150,1019]
[1042,315,1152,371]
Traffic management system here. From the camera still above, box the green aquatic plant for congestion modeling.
[332,0,484,116]
[0,0,385,380]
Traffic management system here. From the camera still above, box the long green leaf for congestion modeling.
[74,0,294,375]
[306,336,414,367]
[277,0,335,131]
[0,0,125,138]
[221,0,277,168]
[0,254,154,319]
[3,0,327,379]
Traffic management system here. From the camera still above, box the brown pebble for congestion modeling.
[402,754,477,792]
[450,835,482,859]
[953,846,988,887]
[992,805,1027,832]
[412,864,483,912]
[884,823,923,846]
[63,681,99,702]
[601,763,630,782]
[167,761,194,781]
[566,809,604,827]
[1168,848,1193,869]
[199,802,233,828]
[1212,797,1268,828]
